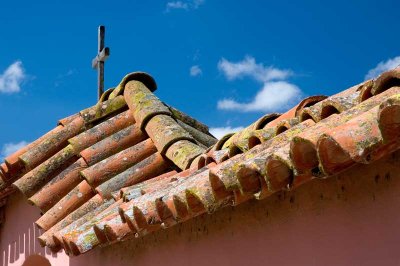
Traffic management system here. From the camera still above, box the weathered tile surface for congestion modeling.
[1,68,400,256]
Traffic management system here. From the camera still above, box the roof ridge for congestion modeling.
[123,78,214,170]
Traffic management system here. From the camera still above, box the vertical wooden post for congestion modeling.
[98,26,105,99]
[92,25,110,100]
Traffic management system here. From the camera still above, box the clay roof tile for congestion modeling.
[2,69,400,256]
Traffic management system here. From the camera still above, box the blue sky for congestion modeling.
[1,0,400,157]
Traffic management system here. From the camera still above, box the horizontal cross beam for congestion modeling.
[92,47,110,69]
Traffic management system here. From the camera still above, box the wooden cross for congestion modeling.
[92,25,110,100]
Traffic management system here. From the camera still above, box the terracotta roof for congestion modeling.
[1,68,400,256]
[0,72,215,248]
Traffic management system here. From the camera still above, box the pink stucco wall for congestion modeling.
[0,192,69,266]
[2,150,400,266]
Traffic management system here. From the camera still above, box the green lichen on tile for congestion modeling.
[355,136,381,156]
[358,118,372,129]
[168,105,210,134]
[384,93,400,106]
[125,81,171,128]
[166,140,205,170]
[82,231,98,245]
[20,118,85,169]
[98,87,115,102]
[185,187,200,199]
[177,120,216,148]
[221,134,235,150]
[222,126,255,152]
[108,82,124,100]
[243,151,257,160]
[249,128,276,143]
[232,127,256,152]
[290,136,303,144]
[184,187,208,213]
[14,144,76,197]
[80,95,127,124]
[282,127,302,139]
[187,186,217,213]
[145,114,194,154]
[109,72,157,100]
[215,161,243,191]
[213,133,234,151]
[72,229,101,254]
[108,73,138,99]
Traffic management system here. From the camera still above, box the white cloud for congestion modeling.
[166,1,189,10]
[209,126,244,139]
[365,56,400,80]
[165,0,204,12]
[1,141,28,160]
[192,0,204,8]
[217,56,302,112]
[218,56,292,83]
[218,81,301,112]
[0,61,26,93]
[190,65,202,77]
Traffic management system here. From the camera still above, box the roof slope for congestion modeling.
[1,68,400,256]
[0,72,216,250]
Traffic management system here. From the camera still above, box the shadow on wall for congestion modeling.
[0,193,66,266]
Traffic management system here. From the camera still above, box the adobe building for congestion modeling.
[1,69,400,265]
